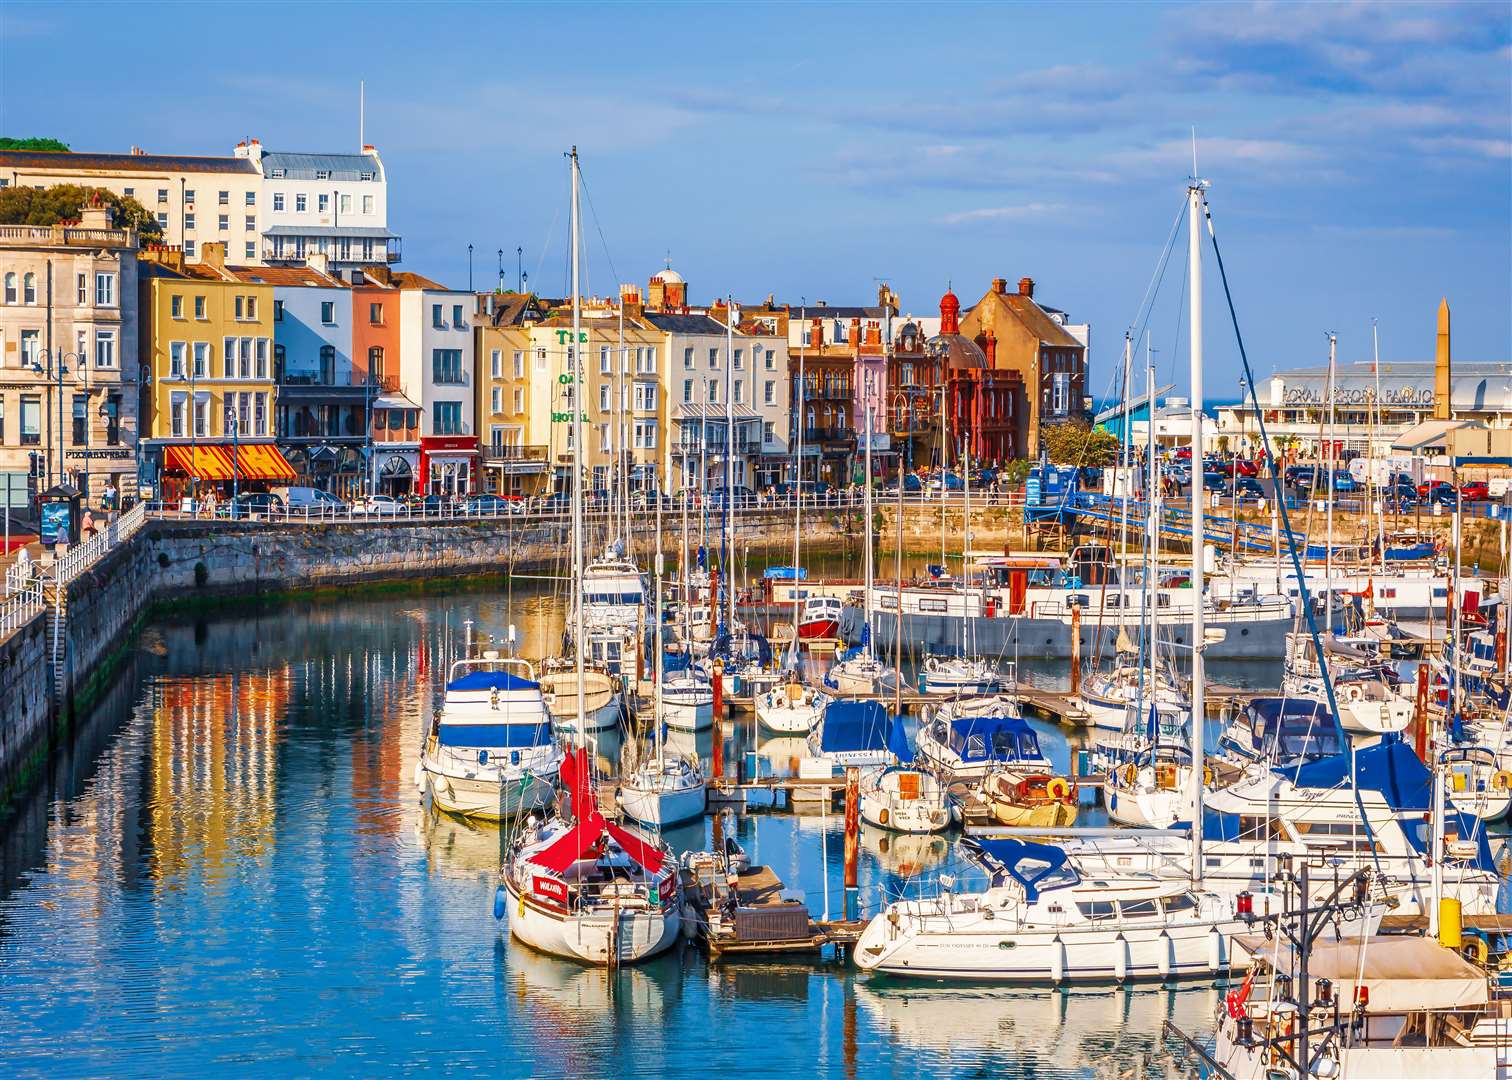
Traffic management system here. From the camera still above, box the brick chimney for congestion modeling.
[306,251,330,277]
[810,317,823,349]
[864,321,881,347]
[200,241,227,271]
[619,284,643,320]
[848,318,861,348]
[1018,277,1034,298]
[992,277,1007,295]
[140,243,185,273]
[79,202,112,230]
[983,330,997,366]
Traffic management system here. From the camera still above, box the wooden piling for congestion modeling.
[1070,603,1082,696]
[711,659,724,781]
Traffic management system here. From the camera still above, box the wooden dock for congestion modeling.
[682,862,865,961]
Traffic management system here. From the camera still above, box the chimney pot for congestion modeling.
[992,277,1007,294]
[1018,277,1034,298]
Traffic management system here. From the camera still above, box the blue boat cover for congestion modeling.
[819,700,891,754]
[948,714,1043,764]
[967,837,1080,902]
[1290,733,1429,811]
[887,713,915,764]
[437,721,552,749]
[763,565,807,580]
[1384,543,1434,562]
[1246,697,1346,766]
[446,671,540,692]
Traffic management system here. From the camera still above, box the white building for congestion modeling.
[235,140,399,280]
[396,282,476,494]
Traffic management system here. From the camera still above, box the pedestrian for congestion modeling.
[102,482,117,513]
[81,509,96,538]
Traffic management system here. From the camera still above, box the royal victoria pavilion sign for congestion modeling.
[1279,381,1436,408]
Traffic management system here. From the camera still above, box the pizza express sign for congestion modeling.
[1282,384,1435,408]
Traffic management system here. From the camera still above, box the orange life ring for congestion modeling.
[878,807,890,825]
[1046,777,1071,801]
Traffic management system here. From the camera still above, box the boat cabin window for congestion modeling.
[919,597,949,613]
[1118,899,1159,918]
[1162,894,1197,914]
[1076,900,1117,920]
[586,590,643,605]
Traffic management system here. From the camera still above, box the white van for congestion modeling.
[278,486,348,517]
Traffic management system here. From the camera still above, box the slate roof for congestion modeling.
[260,151,382,182]
[642,312,732,335]
[0,150,257,174]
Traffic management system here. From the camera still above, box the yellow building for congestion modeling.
[474,292,549,496]
[139,242,294,499]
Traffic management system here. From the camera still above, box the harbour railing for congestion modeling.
[52,503,148,587]
[0,580,43,642]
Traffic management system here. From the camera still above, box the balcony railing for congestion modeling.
[0,224,136,249]
[484,444,547,461]
[278,370,387,388]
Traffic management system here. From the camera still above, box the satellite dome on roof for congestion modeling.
[653,268,684,284]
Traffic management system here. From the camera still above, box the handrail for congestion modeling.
[53,503,147,587]
[0,580,43,641]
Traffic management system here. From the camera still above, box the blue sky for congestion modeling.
[3,1,1508,398]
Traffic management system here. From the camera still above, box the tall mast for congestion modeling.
[617,300,626,549]
[654,459,665,766]
[1372,320,1385,571]
[1116,332,1134,641]
[1186,175,1207,881]
[790,308,806,654]
[724,296,736,635]
[1324,332,1337,634]
[1145,350,1159,707]
[863,370,875,648]
[570,147,587,754]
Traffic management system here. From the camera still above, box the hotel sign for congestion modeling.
[1282,385,1435,407]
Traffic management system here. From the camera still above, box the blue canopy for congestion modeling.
[887,712,915,764]
[437,721,552,749]
[446,670,540,692]
[1245,697,1346,767]
[948,714,1043,764]
[819,700,891,754]
[966,837,1079,902]
[1291,733,1429,811]
[763,565,807,580]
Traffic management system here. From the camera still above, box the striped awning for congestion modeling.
[163,444,298,482]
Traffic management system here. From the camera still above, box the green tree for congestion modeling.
[1039,419,1120,466]
[0,183,162,243]
[0,137,71,152]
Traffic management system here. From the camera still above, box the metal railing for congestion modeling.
[0,580,43,640]
[53,503,147,587]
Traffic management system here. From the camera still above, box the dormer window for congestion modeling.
[315,170,331,180]
[270,168,285,178]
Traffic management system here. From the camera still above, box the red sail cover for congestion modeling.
[531,748,665,876]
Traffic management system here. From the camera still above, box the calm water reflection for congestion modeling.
[0,585,1231,1079]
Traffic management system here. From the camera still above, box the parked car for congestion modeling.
[1232,459,1260,477]
[411,494,460,515]
[279,486,348,516]
[351,494,408,516]
[1173,447,1192,461]
[1416,480,1457,504]
[1460,481,1490,501]
[709,486,757,510]
[1221,476,1266,499]
[462,494,514,515]
[538,491,573,514]
[881,473,924,494]
[218,491,284,519]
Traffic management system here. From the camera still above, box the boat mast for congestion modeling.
[961,435,971,657]
[1144,348,1159,711]
[790,308,806,654]
[724,296,736,635]
[1186,174,1207,881]
[654,464,665,767]
[1116,331,1133,640]
[863,370,875,651]
[617,299,626,551]
[570,147,587,757]
[1371,320,1385,573]
[1325,332,1337,634]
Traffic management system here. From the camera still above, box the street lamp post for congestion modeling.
[225,403,240,506]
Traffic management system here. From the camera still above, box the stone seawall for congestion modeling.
[0,607,50,806]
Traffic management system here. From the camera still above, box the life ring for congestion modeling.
[878,807,890,825]
[1494,770,1512,792]
[1047,777,1071,801]
[1345,685,1363,703]
[1462,933,1490,966]
[1123,763,1138,787]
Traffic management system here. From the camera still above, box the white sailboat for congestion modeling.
[858,713,961,834]
[497,147,678,965]
[755,680,830,734]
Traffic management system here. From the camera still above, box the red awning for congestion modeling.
[163,444,297,482]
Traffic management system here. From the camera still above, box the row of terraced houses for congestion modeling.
[0,141,1089,504]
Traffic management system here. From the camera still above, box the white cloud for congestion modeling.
[938,203,1062,226]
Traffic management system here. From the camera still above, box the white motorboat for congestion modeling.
[859,765,959,834]
[539,666,622,733]
[1214,934,1509,1079]
[855,836,1241,983]
[918,654,1004,697]
[1216,696,1346,773]
[617,753,707,829]
[499,747,680,965]
[416,654,563,821]
[802,699,893,780]
[914,698,1048,782]
[755,680,830,734]
[660,671,713,731]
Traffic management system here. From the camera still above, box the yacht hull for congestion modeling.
[417,763,556,821]
[504,878,681,965]
[617,783,707,828]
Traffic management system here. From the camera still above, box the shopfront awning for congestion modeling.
[164,444,298,482]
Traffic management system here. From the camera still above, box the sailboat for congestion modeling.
[827,373,905,695]
[497,147,678,965]
[858,713,961,834]
[618,499,707,828]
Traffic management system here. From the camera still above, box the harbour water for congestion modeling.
[0,581,1286,1078]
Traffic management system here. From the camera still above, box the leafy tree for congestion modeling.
[0,183,162,242]
[0,137,71,152]
[1040,419,1121,466]
[1001,459,1033,487]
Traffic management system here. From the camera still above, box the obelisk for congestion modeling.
[1434,297,1451,420]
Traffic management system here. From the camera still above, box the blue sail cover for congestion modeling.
[948,714,1043,764]
[446,670,540,692]
[819,700,891,754]
[1248,697,1346,765]
[763,565,807,580]
[437,721,552,748]
[887,712,915,764]
[967,837,1080,902]
[1291,734,1429,811]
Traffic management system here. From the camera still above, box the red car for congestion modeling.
[1416,480,1456,501]
[1460,481,1490,501]
[1233,459,1259,477]
[1173,447,1192,460]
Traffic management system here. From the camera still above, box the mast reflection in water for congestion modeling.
[0,588,1216,1078]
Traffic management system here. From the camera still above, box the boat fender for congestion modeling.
[878,807,890,826]
[1113,934,1129,982]
[1050,936,1066,984]
[1046,777,1071,801]
[1203,765,1214,788]
[493,884,508,921]
[1207,927,1224,972]
[1494,770,1512,792]
[1157,931,1173,979]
